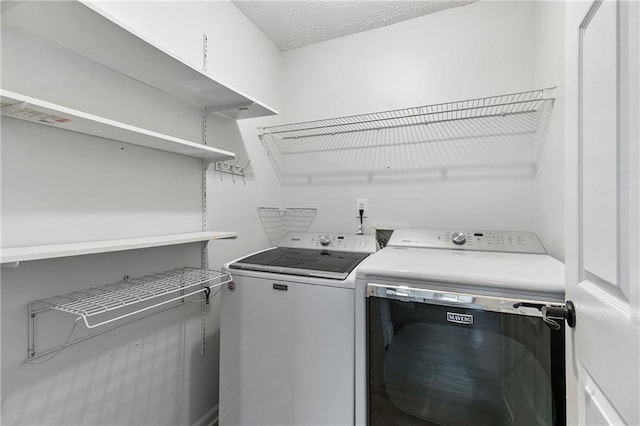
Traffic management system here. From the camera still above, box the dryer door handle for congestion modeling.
[542,301,576,329]
[512,300,577,330]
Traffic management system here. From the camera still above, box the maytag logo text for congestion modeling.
[447,312,474,325]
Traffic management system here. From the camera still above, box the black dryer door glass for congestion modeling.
[367,297,566,426]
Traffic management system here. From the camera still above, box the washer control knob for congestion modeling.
[319,235,331,246]
[451,232,467,245]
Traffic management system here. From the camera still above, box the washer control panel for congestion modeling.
[279,232,377,253]
[387,229,547,254]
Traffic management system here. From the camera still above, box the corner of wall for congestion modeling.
[533,0,567,261]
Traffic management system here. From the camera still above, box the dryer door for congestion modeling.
[366,285,566,426]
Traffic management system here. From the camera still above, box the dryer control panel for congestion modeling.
[387,229,547,254]
[279,232,377,253]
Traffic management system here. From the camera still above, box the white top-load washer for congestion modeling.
[219,232,377,426]
[354,229,567,426]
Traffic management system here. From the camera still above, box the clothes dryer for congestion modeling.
[354,229,569,426]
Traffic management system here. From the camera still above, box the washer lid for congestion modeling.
[356,246,565,302]
[229,247,372,280]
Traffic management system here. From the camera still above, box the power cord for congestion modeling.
[357,208,365,235]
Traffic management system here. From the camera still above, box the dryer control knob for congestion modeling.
[319,235,331,246]
[452,232,467,245]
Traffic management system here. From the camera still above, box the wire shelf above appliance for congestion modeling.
[259,88,555,182]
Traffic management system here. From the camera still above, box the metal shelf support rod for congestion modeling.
[29,298,182,361]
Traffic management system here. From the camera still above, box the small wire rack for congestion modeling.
[259,88,555,181]
[257,207,317,246]
[30,267,232,329]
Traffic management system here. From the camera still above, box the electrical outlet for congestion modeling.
[356,198,368,217]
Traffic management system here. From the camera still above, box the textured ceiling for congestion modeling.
[232,1,475,52]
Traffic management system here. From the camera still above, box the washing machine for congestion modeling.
[219,232,377,426]
[354,229,571,426]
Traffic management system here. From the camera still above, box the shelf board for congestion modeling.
[2,0,277,119]
[1,231,237,265]
[1,90,236,162]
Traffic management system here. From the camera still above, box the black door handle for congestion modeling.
[513,301,576,330]
[542,301,576,330]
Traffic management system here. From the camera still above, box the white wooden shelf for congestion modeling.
[1,231,237,265]
[2,0,278,119]
[0,90,235,162]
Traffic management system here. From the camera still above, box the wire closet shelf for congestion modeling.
[257,207,317,246]
[30,267,232,329]
[259,88,555,181]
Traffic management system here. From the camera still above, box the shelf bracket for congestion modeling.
[201,28,210,356]
[202,33,208,73]
[543,85,558,99]
[28,306,38,359]
[215,159,251,177]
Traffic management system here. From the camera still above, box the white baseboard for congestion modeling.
[193,404,218,426]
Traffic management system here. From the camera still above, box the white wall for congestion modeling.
[532,3,572,419]
[534,1,566,260]
[282,1,535,122]
[279,1,543,239]
[1,1,282,424]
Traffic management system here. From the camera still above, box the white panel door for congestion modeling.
[568,0,639,424]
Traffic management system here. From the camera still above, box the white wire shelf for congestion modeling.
[259,88,555,182]
[257,207,317,246]
[30,267,232,330]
